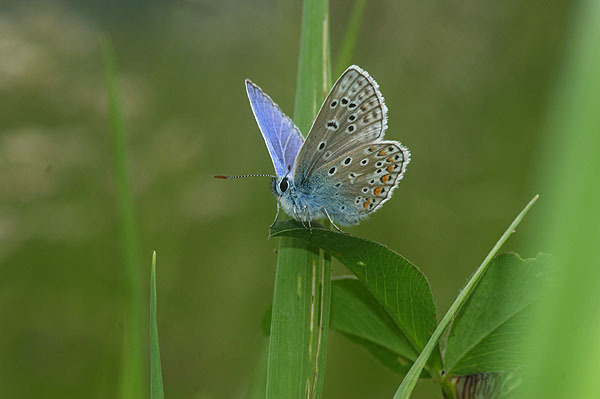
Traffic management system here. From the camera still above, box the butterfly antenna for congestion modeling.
[214,174,277,179]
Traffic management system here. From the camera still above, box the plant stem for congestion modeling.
[266,0,331,398]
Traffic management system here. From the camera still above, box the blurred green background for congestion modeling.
[0,0,573,398]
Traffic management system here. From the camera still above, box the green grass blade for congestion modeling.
[519,1,600,398]
[392,195,539,399]
[334,0,366,76]
[267,0,331,398]
[149,251,164,399]
[100,36,145,399]
[293,0,331,132]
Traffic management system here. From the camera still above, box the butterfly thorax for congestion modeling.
[271,176,328,223]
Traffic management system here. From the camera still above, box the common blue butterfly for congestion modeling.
[216,65,410,232]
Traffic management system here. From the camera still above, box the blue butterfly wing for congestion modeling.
[246,80,304,177]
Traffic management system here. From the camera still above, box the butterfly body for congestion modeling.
[244,65,410,227]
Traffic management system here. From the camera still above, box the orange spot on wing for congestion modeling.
[381,174,391,183]
[387,165,395,172]
[374,186,382,196]
[377,150,388,156]
[363,201,370,209]
[368,146,377,152]
[387,156,395,162]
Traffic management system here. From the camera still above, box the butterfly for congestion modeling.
[216,65,410,233]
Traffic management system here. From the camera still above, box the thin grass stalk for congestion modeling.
[149,252,164,399]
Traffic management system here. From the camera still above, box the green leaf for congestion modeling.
[331,277,416,362]
[342,335,419,376]
[392,195,539,399]
[270,220,442,373]
[267,1,332,398]
[444,253,551,375]
[331,277,429,376]
[100,36,145,399]
[149,251,164,399]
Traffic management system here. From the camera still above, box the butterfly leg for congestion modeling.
[303,206,313,237]
[293,205,309,230]
[269,202,280,228]
[323,208,348,235]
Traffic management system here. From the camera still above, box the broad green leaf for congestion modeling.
[444,253,551,375]
[331,277,416,363]
[331,277,430,376]
[149,252,164,399]
[270,220,442,372]
[342,335,418,376]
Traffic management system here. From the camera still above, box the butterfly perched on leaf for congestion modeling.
[216,66,410,232]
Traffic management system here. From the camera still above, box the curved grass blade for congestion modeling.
[149,251,164,399]
[392,195,539,399]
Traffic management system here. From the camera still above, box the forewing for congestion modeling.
[246,80,304,177]
[321,141,410,221]
[293,65,388,182]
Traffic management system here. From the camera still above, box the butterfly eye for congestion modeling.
[279,178,289,192]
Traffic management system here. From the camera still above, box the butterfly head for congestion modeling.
[271,175,295,197]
